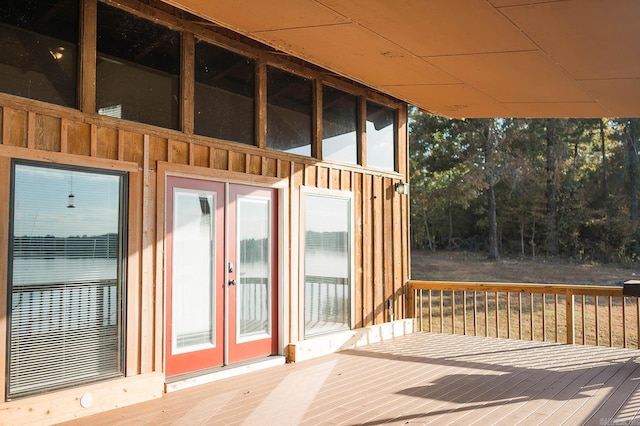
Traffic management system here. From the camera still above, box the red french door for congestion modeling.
[227,184,278,363]
[165,177,277,377]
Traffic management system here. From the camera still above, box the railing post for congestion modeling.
[566,289,574,344]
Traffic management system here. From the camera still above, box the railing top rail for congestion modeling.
[409,280,624,297]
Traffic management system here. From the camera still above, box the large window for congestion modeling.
[366,101,396,171]
[96,2,180,129]
[8,162,126,399]
[322,85,358,164]
[267,67,312,156]
[0,0,79,107]
[303,190,352,337]
[195,40,255,145]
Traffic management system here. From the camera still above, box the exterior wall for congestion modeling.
[0,0,410,423]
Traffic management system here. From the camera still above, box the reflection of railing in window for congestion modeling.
[304,275,349,336]
[239,277,269,335]
[9,279,120,397]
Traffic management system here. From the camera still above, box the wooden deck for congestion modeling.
[60,333,640,425]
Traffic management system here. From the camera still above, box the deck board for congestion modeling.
[60,333,640,426]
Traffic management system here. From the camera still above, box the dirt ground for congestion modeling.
[410,250,640,286]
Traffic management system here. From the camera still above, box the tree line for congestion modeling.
[13,234,119,258]
[409,110,640,263]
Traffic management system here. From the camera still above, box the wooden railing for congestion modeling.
[408,280,640,349]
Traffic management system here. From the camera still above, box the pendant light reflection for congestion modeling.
[67,173,75,208]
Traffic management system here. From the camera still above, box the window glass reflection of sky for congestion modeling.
[305,195,348,233]
[14,165,120,238]
[366,120,395,171]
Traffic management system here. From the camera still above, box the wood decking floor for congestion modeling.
[60,333,640,425]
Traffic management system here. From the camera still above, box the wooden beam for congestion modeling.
[313,80,322,160]
[255,60,267,149]
[181,32,195,135]
[80,0,97,113]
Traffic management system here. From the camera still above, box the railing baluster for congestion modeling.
[623,296,627,348]
[484,292,489,337]
[452,290,456,334]
[530,293,534,341]
[428,290,432,333]
[554,294,558,343]
[418,289,423,332]
[507,292,511,339]
[609,296,613,347]
[518,293,522,340]
[582,294,586,345]
[474,291,478,336]
[463,290,467,335]
[440,290,444,334]
[542,293,546,342]
[495,291,500,338]
[595,295,599,346]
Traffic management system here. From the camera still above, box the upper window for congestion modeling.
[8,161,126,399]
[366,101,396,171]
[266,67,312,156]
[96,2,180,129]
[0,0,79,107]
[195,40,255,145]
[322,86,358,164]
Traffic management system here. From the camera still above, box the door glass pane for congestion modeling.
[304,193,351,337]
[9,163,124,398]
[172,190,215,352]
[237,196,271,340]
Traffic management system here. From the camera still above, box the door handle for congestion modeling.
[228,279,236,286]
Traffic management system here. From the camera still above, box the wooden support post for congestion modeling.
[407,283,415,319]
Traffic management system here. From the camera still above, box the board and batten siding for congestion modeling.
[0,92,409,396]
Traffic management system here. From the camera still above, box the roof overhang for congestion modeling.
[160,0,640,119]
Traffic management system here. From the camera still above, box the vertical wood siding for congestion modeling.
[0,93,408,390]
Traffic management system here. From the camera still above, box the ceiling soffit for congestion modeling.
[160,0,640,118]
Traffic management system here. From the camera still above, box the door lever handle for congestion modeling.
[228,279,236,286]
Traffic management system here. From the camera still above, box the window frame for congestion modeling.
[6,159,128,400]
